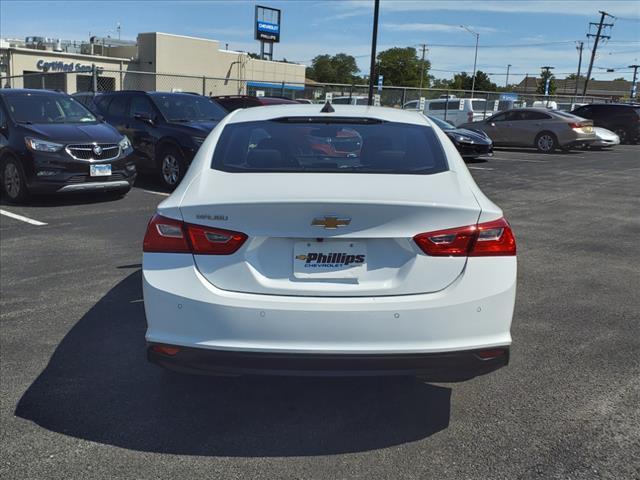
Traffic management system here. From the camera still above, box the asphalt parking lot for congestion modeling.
[1,145,639,480]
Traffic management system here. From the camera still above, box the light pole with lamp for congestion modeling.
[460,25,479,96]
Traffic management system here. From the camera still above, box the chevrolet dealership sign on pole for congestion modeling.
[255,5,281,61]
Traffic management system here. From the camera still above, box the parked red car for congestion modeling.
[212,95,299,112]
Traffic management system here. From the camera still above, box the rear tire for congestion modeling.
[613,126,630,144]
[157,145,186,191]
[535,132,557,153]
[1,156,29,203]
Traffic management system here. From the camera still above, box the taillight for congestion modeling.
[569,122,590,129]
[143,214,247,255]
[186,223,247,255]
[414,217,516,256]
[143,214,190,253]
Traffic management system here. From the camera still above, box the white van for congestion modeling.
[403,98,489,126]
[331,96,369,105]
[532,100,558,110]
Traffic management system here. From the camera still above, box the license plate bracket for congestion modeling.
[293,240,366,279]
[90,164,112,177]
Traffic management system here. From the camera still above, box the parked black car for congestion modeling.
[571,103,640,144]
[0,89,136,203]
[427,115,493,159]
[89,91,227,189]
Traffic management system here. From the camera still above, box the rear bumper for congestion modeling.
[147,344,510,379]
[143,254,516,378]
[458,143,493,158]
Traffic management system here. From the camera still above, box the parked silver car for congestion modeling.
[586,127,620,149]
[459,108,597,153]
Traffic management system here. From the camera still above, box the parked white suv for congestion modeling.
[404,98,490,126]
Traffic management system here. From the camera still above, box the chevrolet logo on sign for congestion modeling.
[311,216,351,229]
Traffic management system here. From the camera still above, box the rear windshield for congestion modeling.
[211,118,448,174]
[555,111,584,120]
[471,100,486,111]
[151,94,227,122]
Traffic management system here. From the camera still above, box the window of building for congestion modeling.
[23,71,66,91]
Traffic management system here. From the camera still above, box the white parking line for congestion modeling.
[0,209,47,226]
[490,157,546,163]
[467,166,494,170]
[142,189,170,197]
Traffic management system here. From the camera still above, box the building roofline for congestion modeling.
[0,46,132,62]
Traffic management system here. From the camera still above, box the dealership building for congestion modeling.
[0,32,306,96]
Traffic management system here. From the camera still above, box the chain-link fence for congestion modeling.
[0,68,622,113]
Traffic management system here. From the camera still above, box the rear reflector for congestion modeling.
[151,344,181,356]
[477,348,507,359]
[414,217,516,256]
[143,214,247,254]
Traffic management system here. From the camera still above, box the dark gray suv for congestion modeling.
[571,103,640,144]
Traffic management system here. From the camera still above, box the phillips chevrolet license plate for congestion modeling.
[294,240,366,279]
[90,164,112,177]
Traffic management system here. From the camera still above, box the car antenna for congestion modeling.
[320,101,335,113]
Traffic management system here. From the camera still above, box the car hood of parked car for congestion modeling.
[445,128,492,145]
[20,122,123,144]
[165,120,219,134]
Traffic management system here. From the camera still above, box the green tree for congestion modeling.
[537,69,556,95]
[306,53,360,84]
[431,78,452,89]
[449,70,497,91]
[376,47,430,87]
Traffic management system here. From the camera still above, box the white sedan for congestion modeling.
[142,104,517,380]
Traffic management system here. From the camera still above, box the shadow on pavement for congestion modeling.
[15,270,451,457]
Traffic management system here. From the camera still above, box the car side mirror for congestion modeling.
[134,113,155,125]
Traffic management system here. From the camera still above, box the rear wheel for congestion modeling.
[1,157,29,203]
[157,146,186,190]
[535,132,557,153]
[613,126,630,144]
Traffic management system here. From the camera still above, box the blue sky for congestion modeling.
[1,0,639,83]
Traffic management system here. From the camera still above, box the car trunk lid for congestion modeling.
[179,170,481,296]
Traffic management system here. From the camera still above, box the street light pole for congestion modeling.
[505,64,512,88]
[629,64,639,100]
[460,25,479,97]
[367,0,380,106]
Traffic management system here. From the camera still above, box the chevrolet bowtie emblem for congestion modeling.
[311,216,351,229]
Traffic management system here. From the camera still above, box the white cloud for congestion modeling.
[382,23,498,34]
[331,0,640,18]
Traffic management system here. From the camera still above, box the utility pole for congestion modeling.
[629,64,639,100]
[583,11,614,97]
[418,43,427,94]
[505,64,512,88]
[574,41,584,101]
[367,0,380,106]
